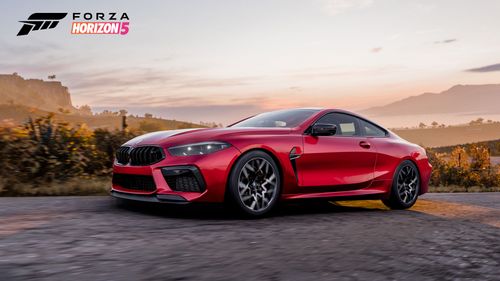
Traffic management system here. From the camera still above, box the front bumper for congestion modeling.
[111,190,189,204]
[111,146,241,203]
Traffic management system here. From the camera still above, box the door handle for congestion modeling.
[359,141,371,149]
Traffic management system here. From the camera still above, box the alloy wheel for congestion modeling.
[237,157,278,212]
[396,164,419,204]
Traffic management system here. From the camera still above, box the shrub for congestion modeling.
[0,114,137,195]
[427,145,500,190]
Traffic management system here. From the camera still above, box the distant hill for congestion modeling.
[363,84,500,116]
[0,105,201,131]
[0,73,202,131]
[0,74,75,113]
[392,122,500,148]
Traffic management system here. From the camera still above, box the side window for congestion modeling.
[360,119,387,137]
[315,113,360,136]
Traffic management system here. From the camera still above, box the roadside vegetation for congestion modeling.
[427,144,500,192]
[0,115,498,196]
[0,114,137,196]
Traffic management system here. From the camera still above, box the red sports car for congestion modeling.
[111,108,432,217]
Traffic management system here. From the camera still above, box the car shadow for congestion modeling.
[112,197,388,220]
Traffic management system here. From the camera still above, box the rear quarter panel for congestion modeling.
[369,135,431,195]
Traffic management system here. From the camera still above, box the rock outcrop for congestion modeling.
[0,73,75,112]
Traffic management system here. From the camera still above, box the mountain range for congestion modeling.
[362,84,500,116]
[1,73,499,120]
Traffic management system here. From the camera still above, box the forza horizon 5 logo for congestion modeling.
[17,12,130,36]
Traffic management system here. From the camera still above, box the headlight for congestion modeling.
[168,141,231,156]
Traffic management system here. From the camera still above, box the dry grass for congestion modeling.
[1,177,110,196]
[429,185,500,193]
[393,122,500,147]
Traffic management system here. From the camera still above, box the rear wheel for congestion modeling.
[227,151,281,217]
[382,160,420,209]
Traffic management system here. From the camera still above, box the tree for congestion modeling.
[431,121,439,128]
[449,146,469,169]
[418,122,427,129]
[144,113,153,119]
[119,109,128,117]
[469,145,490,171]
[470,118,484,126]
[77,105,92,115]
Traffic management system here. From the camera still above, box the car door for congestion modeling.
[296,112,377,190]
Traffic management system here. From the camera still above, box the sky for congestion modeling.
[1,0,500,124]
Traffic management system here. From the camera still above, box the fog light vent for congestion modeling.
[161,166,206,192]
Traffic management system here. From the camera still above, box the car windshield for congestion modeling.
[230,109,320,128]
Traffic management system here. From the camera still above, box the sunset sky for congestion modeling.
[1,0,500,124]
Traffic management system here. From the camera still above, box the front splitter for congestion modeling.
[111,190,189,204]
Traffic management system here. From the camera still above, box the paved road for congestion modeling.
[0,193,499,281]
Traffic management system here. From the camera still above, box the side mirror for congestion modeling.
[311,123,337,136]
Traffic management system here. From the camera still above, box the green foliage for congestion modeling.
[0,114,137,195]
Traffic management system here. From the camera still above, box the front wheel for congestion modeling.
[382,160,420,209]
[227,151,281,217]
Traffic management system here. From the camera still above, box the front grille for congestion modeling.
[115,146,130,165]
[130,146,165,166]
[161,167,205,192]
[115,146,165,166]
[112,173,157,192]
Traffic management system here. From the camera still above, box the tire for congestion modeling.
[227,150,281,217]
[382,160,420,209]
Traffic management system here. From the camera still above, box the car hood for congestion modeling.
[123,127,292,147]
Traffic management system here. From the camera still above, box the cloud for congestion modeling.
[371,47,382,53]
[466,63,500,73]
[322,0,374,15]
[0,40,62,57]
[434,39,457,44]
[284,65,404,80]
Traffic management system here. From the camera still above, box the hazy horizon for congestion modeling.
[2,0,500,125]
[91,104,500,128]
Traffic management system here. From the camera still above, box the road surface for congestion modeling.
[0,193,499,281]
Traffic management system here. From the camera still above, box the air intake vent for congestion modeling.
[112,173,157,192]
[161,166,206,193]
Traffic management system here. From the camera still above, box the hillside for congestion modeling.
[0,74,75,113]
[363,84,500,116]
[392,122,500,148]
[432,139,500,156]
[0,73,202,131]
[0,105,201,131]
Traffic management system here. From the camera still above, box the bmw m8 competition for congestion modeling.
[111,108,432,217]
